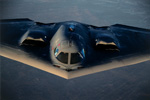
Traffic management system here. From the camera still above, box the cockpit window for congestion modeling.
[54,47,59,56]
[56,52,68,64]
[71,53,82,64]
[81,49,85,58]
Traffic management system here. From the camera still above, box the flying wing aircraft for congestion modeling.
[0,18,150,79]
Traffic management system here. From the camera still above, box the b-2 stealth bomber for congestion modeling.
[0,19,150,79]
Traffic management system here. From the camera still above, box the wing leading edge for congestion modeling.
[0,19,150,79]
[1,44,149,79]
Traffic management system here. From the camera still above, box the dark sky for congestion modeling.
[0,0,150,100]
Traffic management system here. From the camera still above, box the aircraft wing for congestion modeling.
[0,19,68,78]
[1,44,149,79]
[0,19,35,46]
[0,19,150,79]
[0,18,56,47]
[67,24,150,79]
